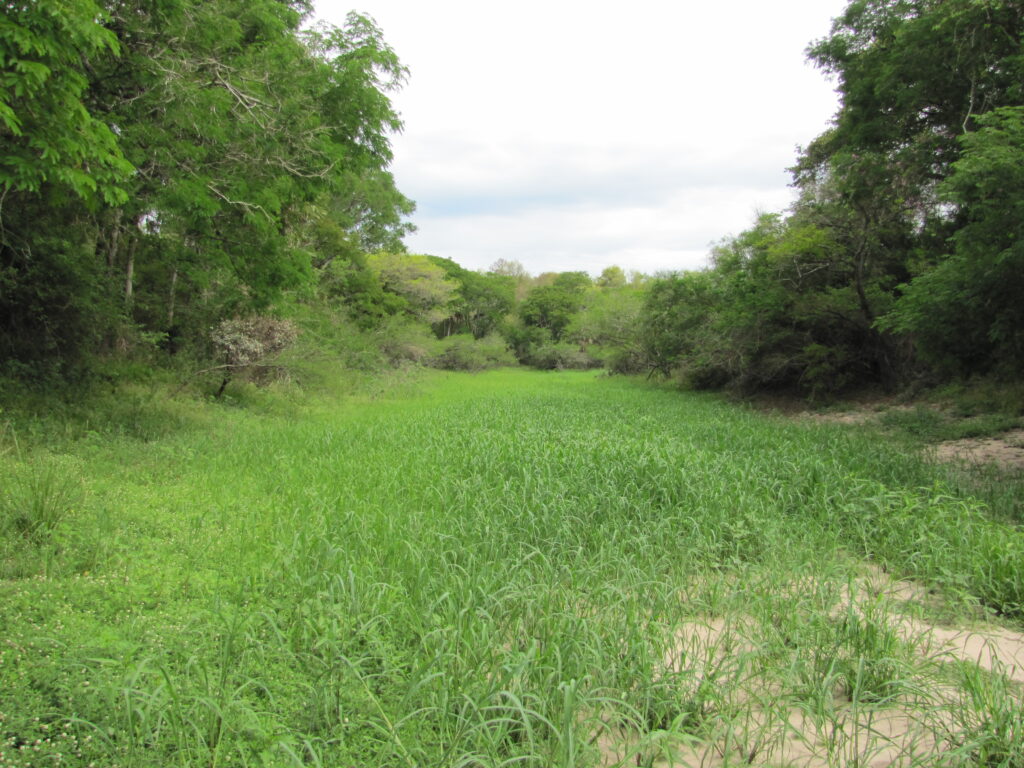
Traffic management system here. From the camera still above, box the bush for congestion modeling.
[207,316,298,397]
[528,343,602,371]
[373,316,438,365]
[604,347,648,375]
[430,335,516,371]
[211,316,298,368]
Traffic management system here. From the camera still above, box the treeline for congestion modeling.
[3,0,1022,400]
[1,0,417,384]
[0,1,638,389]
[632,0,1024,396]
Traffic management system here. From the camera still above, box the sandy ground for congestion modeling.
[794,403,1024,472]
[596,568,1024,768]
[933,428,1024,471]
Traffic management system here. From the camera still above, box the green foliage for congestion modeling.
[318,254,407,328]
[0,0,132,202]
[0,196,121,381]
[367,252,457,324]
[0,1,415,381]
[428,256,515,339]
[567,280,646,373]
[882,106,1024,377]
[430,334,516,371]
[787,0,1024,388]
[551,270,592,294]
[372,315,439,365]
[637,212,891,396]
[595,265,626,289]
[526,342,601,371]
[518,284,582,342]
[636,0,1024,398]
[500,318,552,363]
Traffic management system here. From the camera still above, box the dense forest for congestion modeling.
[2,0,1023,399]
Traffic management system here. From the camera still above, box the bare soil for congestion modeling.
[597,567,1024,767]
[932,428,1024,471]
[783,400,1024,473]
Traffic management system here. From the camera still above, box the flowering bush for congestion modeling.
[210,317,297,368]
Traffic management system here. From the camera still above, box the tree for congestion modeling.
[428,257,514,338]
[367,252,456,324]
[882,106,1024,376]
[596,265,626,289]
[517,285,581,342]
[488,258,528,279]
[789,0,1024,385]
[1,1,416,378]
[551,271,592,295]
[0,0,132,203]
[567,279,645,372]
[639,270,720,379]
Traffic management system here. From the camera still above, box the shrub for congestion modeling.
[604,347,648,375]
[373,316,437,365]
[208,316,298,397]
[211,316,298,368]
[528,343,602,371]
[431,334,516,371]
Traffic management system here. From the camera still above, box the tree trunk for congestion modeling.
[167,267,178,327]
[105,209,122,272]
[124,240,135,309]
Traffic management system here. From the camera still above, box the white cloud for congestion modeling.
[314,0,848,275]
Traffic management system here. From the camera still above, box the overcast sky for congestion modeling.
[314,0,850,276]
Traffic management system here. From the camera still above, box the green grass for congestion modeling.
[1,370,1022,767]
[878,405,1021,443]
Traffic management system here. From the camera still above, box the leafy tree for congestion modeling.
[787,0,1024,386]
[488,258,531,300]
[367,252,456,324]
[639,270,721,380]
[488,258,528,279]
[428,257,514,339]
[882,106,1024,376]
[595,265,627,289]
[517,285,581,342]
[638,210,901,395]
[1,1,416,378]
[551,271,592,295]
[568,280,645,372]
[0,0,132,203]
[802,0,1024,195]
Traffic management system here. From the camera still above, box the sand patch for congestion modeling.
[897,618,1024,684]
[597,702,943,768]
[933,428,1024,471]
[595,568,1022,768]
[838,565,1024,684]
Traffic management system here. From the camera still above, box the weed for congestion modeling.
[0,461,80,545]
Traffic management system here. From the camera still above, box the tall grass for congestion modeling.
[0,369,1020,767]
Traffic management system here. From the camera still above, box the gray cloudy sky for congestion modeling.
[314,0,850,276]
